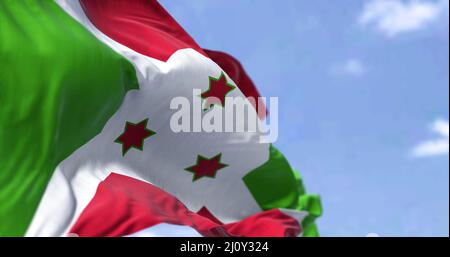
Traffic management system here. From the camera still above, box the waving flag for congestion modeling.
[0,0,321,237]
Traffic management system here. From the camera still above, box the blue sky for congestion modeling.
[159,0,449,236]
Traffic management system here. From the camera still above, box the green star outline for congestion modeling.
[114,118,156,156]
[199,71,236,109]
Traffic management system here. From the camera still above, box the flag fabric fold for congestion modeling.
[0,0,321,237]
[68,173,306,237]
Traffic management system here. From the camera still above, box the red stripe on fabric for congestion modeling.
[79,0,206,62]
[224,210,301,237]
[80,1,267,119]
[69,173,301,237]
[197,206,223,225]
[204,50,267,119]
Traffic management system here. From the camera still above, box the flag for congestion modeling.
[0,0,321,237]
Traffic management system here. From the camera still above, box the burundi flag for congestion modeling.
[0,0,322,237]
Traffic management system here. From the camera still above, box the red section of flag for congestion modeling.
[204,50,267,119]
[80,1,267,119]
[69,173,301,237]
[79,0,206,61]
[197,207,223,225]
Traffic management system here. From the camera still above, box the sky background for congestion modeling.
[159,0,449,236]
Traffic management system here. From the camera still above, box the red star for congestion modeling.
[185,153,228,181]
[201,72,236,108]
[115,119,156,156]
[197,206,223,225]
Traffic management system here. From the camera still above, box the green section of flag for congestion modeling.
[243,145,322,236]
[0,0,138,236]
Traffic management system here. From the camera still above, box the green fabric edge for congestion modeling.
[0,0,139,236]
[294,170,322,237]
[243,145,323,237]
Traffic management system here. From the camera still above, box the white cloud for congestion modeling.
[412,119,449,158]
[359,0,448,37]
[330,58,365,77]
